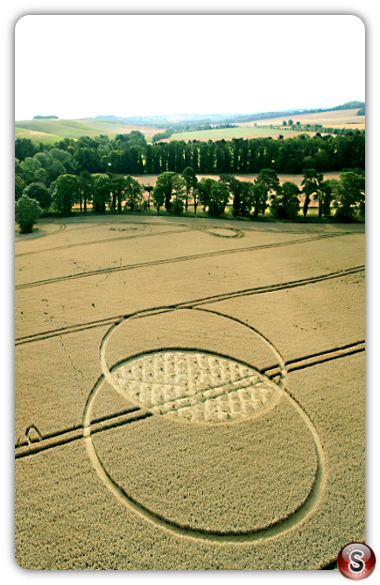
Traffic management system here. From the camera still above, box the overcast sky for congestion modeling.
[15,15,365,120]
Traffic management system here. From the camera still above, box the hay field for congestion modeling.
[241,108,365,130]
[15,215,365,570]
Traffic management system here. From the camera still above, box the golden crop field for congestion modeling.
[15,215,365,570]
[242,108,365,130]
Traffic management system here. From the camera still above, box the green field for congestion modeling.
[15,118,163,144]
[164,126,308,142]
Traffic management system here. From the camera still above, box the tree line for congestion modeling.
[15,131,365,232]
[15,160,365,233]
[16,128,364,180]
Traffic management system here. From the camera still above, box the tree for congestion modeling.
[124,176,143,211]
[198,178,229,216]
[252,183,268,218]
[15,138,37,162]
[208,181,229,216]
[79,171,93,213]
[192,183,200,215]
[23,182,52,210]
[334,172,365,220]
[109,174,126,211]
[239,182,255,216]
[33,168,49,187]
[152,184,165,213]
[153,172,185,212]
[319,179,340,217]
[220,175,253,216]
[74,147,100,174]
[15,194,42,233]
[143,184,154,209]
[254,168,280,215]
[181,167,198,211]
[93,174,111,213]
[49,147,76,174]
[301,168,324,216]
[219,174,239,214]
[20,157,42,185]
[47,159,67,184]
[270,181,300,219]
[15,175,25,201]
[170,175,186,212]
[198,177,216,211]
[52,174,80,215]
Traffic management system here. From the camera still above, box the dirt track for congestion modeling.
[15,215,365,569]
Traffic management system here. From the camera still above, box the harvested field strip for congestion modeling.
[15,265,365,346]
[15,232,346,290]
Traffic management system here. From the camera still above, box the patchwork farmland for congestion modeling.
[15,215,365,569]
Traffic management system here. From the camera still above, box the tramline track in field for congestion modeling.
[15,232,348,291]
[15,264,365,346]
[15,338,364,461]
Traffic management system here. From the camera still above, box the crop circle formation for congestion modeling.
[108,350,280,423]
[82,307,326,543]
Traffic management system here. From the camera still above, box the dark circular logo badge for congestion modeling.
[337,543,376,579]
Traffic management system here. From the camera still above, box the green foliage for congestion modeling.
[23,182,52,210]
[182,167,198,211]
[198,178,229,216]
[333,172,365,220]
[252,182,268,218]
[16,128,365,185]
[153,172,185,212]
[15,194,42,233]
[52,174,80,215]
[320,179,340,217]
[12,109,367,224]
[15,175,25,201]
[271,182,300,219]
[93,174,111,213]
[301,169,324,216]
[79,171,93,213]
[15,138,37,162]
[124,176,144,211]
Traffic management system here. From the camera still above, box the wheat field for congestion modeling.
[15,215,365,569]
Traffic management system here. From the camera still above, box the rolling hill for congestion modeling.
[15,101,364,145]
[14,118,164,144]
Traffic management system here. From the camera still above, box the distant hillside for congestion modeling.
[224,102,365,124]
[95,112,232,128]
[16,102,365,145]
[15,117,164,144]
[95,102,365,128]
